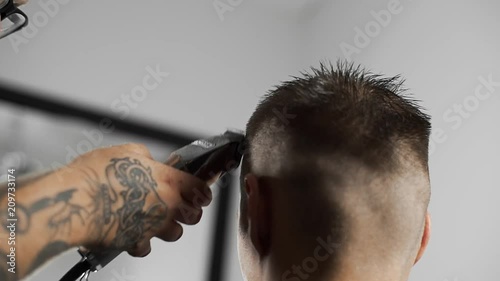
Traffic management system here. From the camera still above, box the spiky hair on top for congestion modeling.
[245,60,431,172]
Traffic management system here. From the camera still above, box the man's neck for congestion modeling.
[263,272,407,281]
[261,260,408,281]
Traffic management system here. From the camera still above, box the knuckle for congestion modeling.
[124,143,150,155]
[156,165,184,186]
[160,187,182,211]
[170,187,184,204]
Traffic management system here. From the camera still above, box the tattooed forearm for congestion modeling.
[0,189,85,279]
[0,170,53,199]
[1,241,71,280]
[0,157,167,279]
[1,188,86,235]
[0,170,83,280]
[0,249,18,281]
[27,241,70,275]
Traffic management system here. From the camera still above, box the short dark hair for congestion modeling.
[240,61,432,274]
[245,61,431,173]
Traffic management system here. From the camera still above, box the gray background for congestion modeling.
[0,0,499,280]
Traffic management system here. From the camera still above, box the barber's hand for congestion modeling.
[65,143,212,257]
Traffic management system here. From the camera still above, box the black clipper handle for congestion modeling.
[165,130,245,182]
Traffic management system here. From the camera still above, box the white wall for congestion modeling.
[302,1,500,281]
[1,1,499,281]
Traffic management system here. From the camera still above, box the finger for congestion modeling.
[127,240,152,258]
[175,202,203,225]
[155,221,184,242]
[121,143,153,159]
[157,164,211,206]
[179,174,212,207]
[193,185,213,207]
[180,184,212,208]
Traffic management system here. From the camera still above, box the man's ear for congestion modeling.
[244,173,272,257]
[414,212,431,264]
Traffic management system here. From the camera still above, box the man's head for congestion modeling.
[237,62,432,281]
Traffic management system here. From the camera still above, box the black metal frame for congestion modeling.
[0,82,233,281]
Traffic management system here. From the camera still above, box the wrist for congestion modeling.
[37,166,92,247]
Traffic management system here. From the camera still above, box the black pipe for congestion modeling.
[0,81,199,146]
[207,174,234,281]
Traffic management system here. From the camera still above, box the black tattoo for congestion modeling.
[0,249,17,281]
[86,158,167,249]
[11,188,86,235]
[111,158,166,248]
[0,173,83,280]
[84,168,119,244]
[101,183,113,224]
[27,241,70,275]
